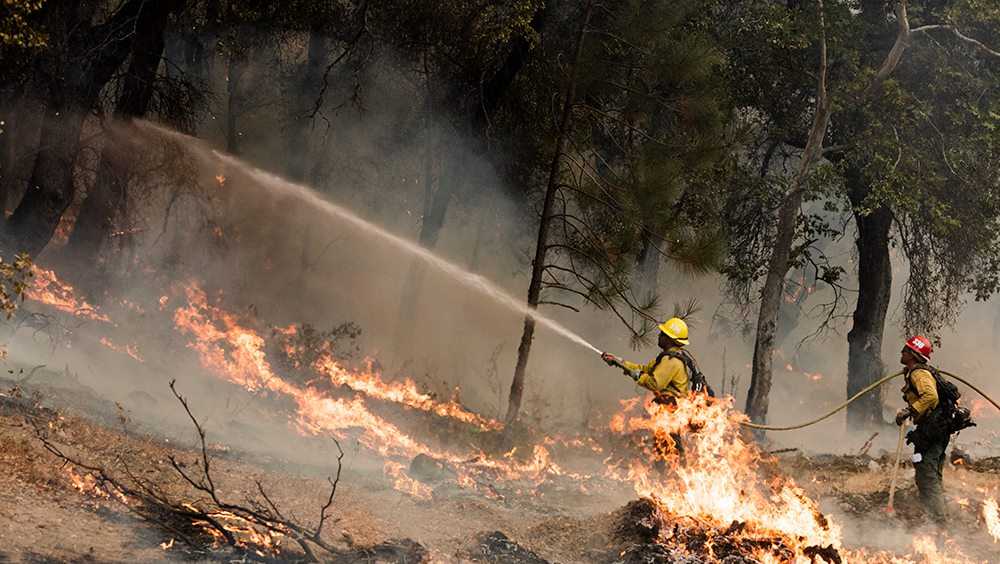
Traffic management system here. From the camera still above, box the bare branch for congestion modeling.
[912,24,1000,59]
[865,1,912,99]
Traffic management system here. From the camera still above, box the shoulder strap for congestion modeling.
[661,349,697,377]
[646,351,668,375]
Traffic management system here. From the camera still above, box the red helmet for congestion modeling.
[904,335,933,361]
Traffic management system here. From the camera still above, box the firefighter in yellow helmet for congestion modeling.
[601,318,694,403]
[601,318,710,465]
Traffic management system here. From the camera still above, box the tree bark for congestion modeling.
[1,0,171,257]
[65,0,181,270]
[286,27,328,181]
[413,2,548,253]
[506,1,593,425]
[633,233,661,301]
[225,49,247,155]
[746,189,804,425]
[840,0,909,429]
[745,0,832,426]
[845,168,892,429]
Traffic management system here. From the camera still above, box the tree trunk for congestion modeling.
[845,169,892,429]
[225,49,246,155]
[633,233,660,301]
[2,107,86,256]
[746,189,803,424]
[65,0,178,271]
[286,27,328,181]
[0,103,17,214]
[745,3,832,426]
[1,0,173,257]
[506,1,593,425]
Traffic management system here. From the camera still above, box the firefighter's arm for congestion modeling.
[909,369,939,418]
[638,358,683,393]
[621,358,653,374]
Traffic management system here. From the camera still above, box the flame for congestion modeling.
[31,269,982,562]
[160,538,175,550]
[216,174,227,186]
[602,395,987,563]
[805,372,823,382]
[985,498,1000,542]
[384,461,433,499]
[312,354,502,431]
[65,467,129,504]
[608,396,841,558]
[172,283,576,497]
[181,503,284,555]
[99,336,145,363]
[51,217,73,246]
[25,267,110,322]
[969,398,997,420]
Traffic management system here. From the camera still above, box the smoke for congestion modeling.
[4,38,999,560]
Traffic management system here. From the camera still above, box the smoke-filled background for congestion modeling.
[3,3,1000,561]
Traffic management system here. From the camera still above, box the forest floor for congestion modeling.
[1,367,999,563]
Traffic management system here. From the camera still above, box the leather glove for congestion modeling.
[601,352,620,367]
[895,407,913,426]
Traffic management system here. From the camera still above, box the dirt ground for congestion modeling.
[1,373,999,563]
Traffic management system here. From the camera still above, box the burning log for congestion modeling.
[612,498,844,563]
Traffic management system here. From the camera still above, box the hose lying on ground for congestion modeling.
[739,370,1000,431]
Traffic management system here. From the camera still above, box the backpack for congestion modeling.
[656,349,716,398]
[909,365,975,435]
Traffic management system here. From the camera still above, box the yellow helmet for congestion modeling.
[658,317,689,345]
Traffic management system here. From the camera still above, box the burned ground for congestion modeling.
[2,367,999,563]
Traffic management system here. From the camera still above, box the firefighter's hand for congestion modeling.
[601,352,620,367]
[895,407,912,426]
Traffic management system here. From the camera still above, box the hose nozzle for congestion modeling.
[601,352,622,367]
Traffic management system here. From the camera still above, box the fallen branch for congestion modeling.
[28,381,348,561]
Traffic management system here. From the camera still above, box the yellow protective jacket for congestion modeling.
[622,347,689,399]
[902,367,939,421]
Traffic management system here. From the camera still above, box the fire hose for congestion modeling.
[600,352,1000,430]
[738,370,1000,431]
[734,369,1000,514]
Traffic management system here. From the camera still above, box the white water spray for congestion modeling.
[213,151,602,355]
[142,123,600,355]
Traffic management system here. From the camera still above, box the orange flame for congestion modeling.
[172,283,575,497]
[99,337,145,363]
[25,267,110,322]
[313,354,502,431]
[384,461,433,500]
[65,467,129,504]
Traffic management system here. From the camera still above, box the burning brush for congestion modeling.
[17,266,1000,562]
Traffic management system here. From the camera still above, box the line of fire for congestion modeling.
[2,2,1000,563]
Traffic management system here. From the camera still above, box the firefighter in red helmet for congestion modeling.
[896,335,948,525]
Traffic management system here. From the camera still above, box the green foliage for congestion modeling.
[529,0,735,343]
[0,253,32,319]
[716,0,1000,338]
[0,0,46,48]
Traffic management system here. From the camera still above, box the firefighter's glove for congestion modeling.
[601,352,621,368]
[624,369,640,382]
[895,407,913,426]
